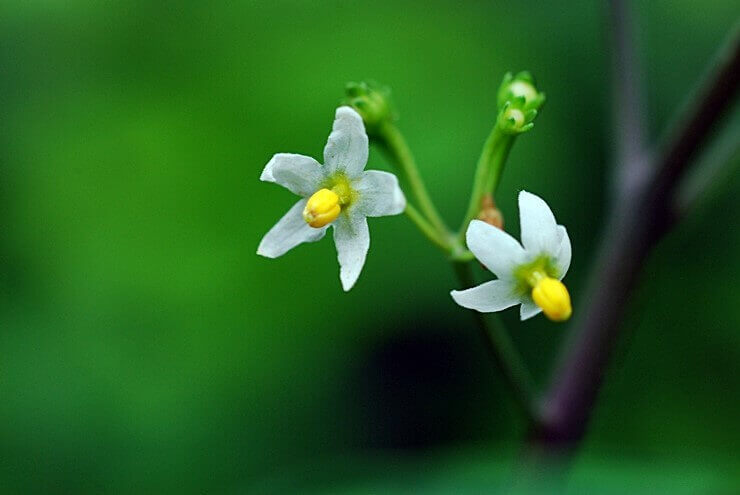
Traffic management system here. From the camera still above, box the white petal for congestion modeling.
[450,280,520,313]
[555,225,572,279]
[260,153,324,197]
[519,299,542,321]
[323,107,369,178]
[354,170,406,217]
[257,199,327,258]
[466,220,526,280]
[333,213,370,291]
[519,190,560,256]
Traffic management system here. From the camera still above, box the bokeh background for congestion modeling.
[1,1,738,493]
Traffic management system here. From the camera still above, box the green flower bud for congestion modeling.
[494,72,545,134]
[342,81,395,136]
[497,71,546,112]
[497,101,539,135]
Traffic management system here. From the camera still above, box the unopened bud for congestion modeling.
[497,71,546,111]
[497,101,538,135]
[508,80,538,104]
[342,81,394,136]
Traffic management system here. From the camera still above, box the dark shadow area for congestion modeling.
[347,314,518,452]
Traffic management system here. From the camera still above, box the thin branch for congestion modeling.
[610,0,648,197]
[404,203,451,252]
[675,124,740,216]
[378,121,450,237]
[649,25,740,233]
[459,126,511,240]
[535,26,740,448]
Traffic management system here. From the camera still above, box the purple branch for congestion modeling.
[610,0,648,198]
[535,22,740,448]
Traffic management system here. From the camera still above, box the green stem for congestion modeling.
[458,127,515,241]
[452,261,539,425]
[405,203,450,252]
[378,121,449,237]
[483,135,515,194]
[452,249,475,262]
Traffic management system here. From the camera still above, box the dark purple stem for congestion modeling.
[610,0,648,197]
[534,15,740,449]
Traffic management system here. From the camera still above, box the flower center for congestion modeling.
[330,179,352,206]
[302,174,358,228]
[513,257,571,322]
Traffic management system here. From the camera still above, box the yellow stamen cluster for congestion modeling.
[531,277,572,322]
[303,188,341,228]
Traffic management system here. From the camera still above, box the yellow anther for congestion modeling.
[531,277,572,322]
[303,188,341,228]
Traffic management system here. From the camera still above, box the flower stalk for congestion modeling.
[459,72,545,242]
[459,128,514,241]
[376,120,450,238]
[404,202,451,252]
[369,118,475,259]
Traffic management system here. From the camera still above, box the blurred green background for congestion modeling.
[1,1,738,493]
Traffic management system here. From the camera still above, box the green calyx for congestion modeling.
[342,81,395,136]
[497,102,539,134]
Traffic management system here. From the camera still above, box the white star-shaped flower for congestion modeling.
[451,191,573,321]
[257,106,406,291]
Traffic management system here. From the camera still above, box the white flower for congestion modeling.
[451,191,573,321]
[257,106,406,291]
